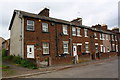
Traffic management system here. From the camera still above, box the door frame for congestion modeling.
[27,45,35,58]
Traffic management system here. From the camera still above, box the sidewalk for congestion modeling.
[2,56,118,78]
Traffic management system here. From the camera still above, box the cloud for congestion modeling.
[0,0,119,39]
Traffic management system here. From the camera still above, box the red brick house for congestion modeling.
[9,8,120,65]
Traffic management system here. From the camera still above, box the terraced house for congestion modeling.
[9,8,120,66]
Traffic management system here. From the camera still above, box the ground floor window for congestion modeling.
[107,46,110,52]
[95,45,98,53]
[43,42,49,54]
[100,45,103,52]
[85,43,89,53]
[112,44,115,51]
[63,41,68,54]
[116,45,118,52]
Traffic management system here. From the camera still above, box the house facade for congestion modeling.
[9,8,120,64]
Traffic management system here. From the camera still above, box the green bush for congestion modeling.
[2,54,37,69]
[12,56,21,64]
[2,49,6,57]
[20,59,37,69]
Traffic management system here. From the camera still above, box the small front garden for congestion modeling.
[2,49,38,69]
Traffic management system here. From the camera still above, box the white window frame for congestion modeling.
[42,23,48,32]
[116,45,118,52]
[100,45,103,52]
[27,20,34,31]
[106,34,109,40]
[85,42,89,53]
[77,28,81,37]
[72,27,76,36]
[112,35,114,41]
[94,33,98,39]
[43,42,49,54]
[63,41,69,54]
[100,33,102,40]
[115,36,117,41]
[112,44,115,51]
[63,25,68,35]
[102,33,105,40]
[84,29,88,37]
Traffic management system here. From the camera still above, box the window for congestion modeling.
[95,45,98,53]
[100,33,105,40]
[103,46,106,53]
[63,25,68,35]
[116,45,118,52]
[84,29,88,37]
[43,42,49,54]
[27,20,34,31]
[77,28,81,36]
[63,41,68,54]
[94,33,97,39]
[106,34,109,40]
[112,35,114,41]
[42,23,48,32]
[107,46,110,52]
[100,33,102,40]
[85,42,89,53]
[100,45,103,52]
[72,27,76,36]
[112,44,115,51]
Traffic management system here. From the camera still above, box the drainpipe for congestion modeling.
[19,13,23,58]
[70,23,72,56]
[55,23,58,57]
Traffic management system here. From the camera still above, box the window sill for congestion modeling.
[77,35,82,37]
[72,35,76,36]
[63,34,68,36]
[26,30,35,32]
[42,32,50,33]
[85,36,88,37]
[42,54,50,56]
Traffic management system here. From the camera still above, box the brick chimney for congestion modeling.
[38,8,49,17]
[112,28,119,32]
[101,24,108,31]
[71,18,82,25]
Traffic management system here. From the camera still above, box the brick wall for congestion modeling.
[49,56,74,66]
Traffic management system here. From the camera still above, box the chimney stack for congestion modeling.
[38,8,49,17]
[71,18,82,25]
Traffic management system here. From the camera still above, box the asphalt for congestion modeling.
[2,56,118,79]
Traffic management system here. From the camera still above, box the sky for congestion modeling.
[0,0,119,39]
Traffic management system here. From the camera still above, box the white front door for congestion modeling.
[27,45,34,58]
[73,46,77,56]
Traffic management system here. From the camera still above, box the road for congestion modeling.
[25,58,118,78]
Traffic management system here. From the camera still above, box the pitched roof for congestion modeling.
[8,9,117,35]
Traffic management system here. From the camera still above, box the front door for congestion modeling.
[27,45,34,58]
[73,46,77,56]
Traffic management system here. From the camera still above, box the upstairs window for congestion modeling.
[77,28,81,36]
[72,27,76,36]
[42,23,48,32]
[27,20,34,31]
[112,35,114,41]
[106,34,109,40]
[84,29,88,37]
[100,33,104,40]
[94,33,97,39]
[63,25,68,35]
